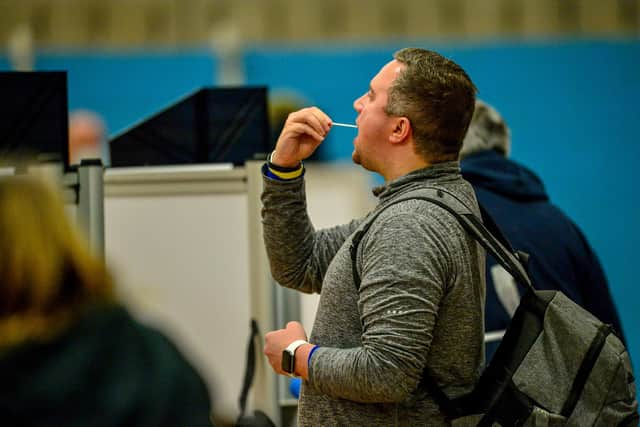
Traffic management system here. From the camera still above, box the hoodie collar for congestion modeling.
[372,161,462,201]
[461,150,548,202]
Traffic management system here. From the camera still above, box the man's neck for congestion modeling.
[382,156,431,182]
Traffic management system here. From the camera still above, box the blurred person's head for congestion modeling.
[352,48,476,178]
[0,175,114,347]
[459,100,511,160]
[68,110,108,166]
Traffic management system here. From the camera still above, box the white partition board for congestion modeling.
[104,181,251,422]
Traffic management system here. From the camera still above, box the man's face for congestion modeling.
[351,59,405,171]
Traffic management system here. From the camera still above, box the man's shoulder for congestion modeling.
[373,195,466,237]
[382,182,478,217]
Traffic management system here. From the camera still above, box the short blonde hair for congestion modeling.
[0,175,114,347]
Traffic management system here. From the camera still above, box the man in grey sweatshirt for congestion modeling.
[262,48,485,426]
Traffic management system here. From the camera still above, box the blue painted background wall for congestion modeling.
[34,49,217,136]
[2,39,638,379]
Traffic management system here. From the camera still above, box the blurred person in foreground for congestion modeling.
[69,109,110,166]
[459,100,626,361]
[261,48,484,425]
[0,174,213,426]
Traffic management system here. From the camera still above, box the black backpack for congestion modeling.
[350,187,638,426]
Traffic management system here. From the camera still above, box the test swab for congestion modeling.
[332,122,357,129]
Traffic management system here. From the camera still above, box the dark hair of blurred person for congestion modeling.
[0,174,213,426]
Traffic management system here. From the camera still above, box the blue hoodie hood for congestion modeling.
[460,150,548,202]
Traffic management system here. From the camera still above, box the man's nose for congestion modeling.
[353,95,364,112]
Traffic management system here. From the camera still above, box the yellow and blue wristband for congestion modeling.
[263,151,305,181]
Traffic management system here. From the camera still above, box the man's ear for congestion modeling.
[389,117,411,144]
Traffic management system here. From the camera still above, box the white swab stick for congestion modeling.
[332,122,358,128]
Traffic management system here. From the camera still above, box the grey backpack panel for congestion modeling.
[349,187,639,426]
[511,291,637,426]
[572,337,636,425]
[512,291,607,413]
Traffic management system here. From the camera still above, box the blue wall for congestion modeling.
[1,39,638,377]
[32,49,217,137]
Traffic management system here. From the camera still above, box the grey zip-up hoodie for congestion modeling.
[261,162,485,426]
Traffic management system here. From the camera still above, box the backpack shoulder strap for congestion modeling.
[350,187,533,292]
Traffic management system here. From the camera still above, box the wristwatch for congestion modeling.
[281,339,308,377]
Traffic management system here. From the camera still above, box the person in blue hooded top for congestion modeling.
[459,100,626,361]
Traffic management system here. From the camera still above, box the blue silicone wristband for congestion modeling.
[307,345,320,366]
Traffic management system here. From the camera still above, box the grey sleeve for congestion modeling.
[309,208,458,402]
[261,175,361,294]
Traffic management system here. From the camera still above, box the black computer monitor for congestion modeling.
[109,87,271,167]
[0,71,69,169]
